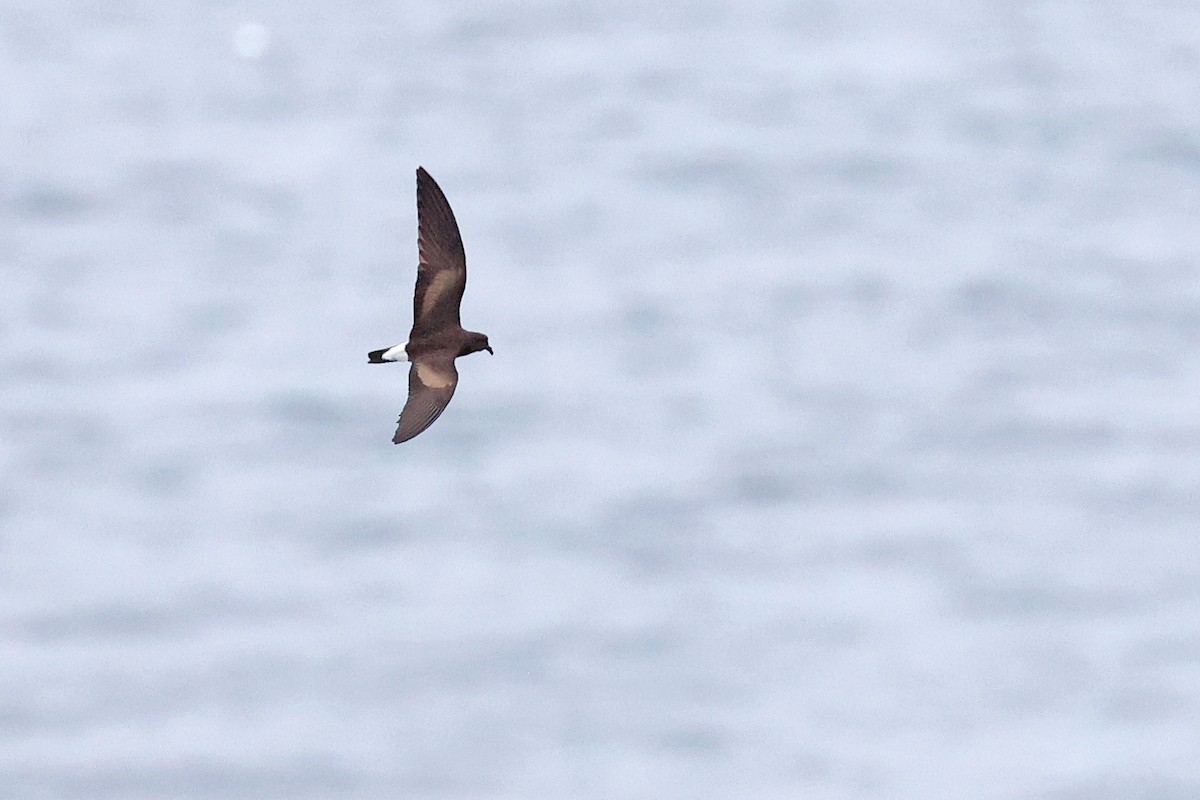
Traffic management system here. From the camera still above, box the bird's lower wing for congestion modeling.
[393,357,459,443]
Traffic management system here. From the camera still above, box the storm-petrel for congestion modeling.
[368,167,492,443]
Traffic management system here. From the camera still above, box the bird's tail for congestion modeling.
[368,343,408,363]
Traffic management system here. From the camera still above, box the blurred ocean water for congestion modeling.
[3,1,1200,797]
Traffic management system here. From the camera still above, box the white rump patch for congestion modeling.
[381,343,408,362]
[416,362,454,389]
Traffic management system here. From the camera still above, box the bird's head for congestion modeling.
[462,331,493,357]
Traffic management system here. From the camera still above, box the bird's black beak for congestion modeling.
[485,346,494,355]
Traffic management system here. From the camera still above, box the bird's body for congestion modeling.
[368,167,491,444]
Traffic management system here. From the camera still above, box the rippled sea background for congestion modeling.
[4,2,1200,797]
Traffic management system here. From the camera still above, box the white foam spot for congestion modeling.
[234,22,270,60]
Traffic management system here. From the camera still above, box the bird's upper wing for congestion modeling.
[410,167,467,339]
[393,355,459,443]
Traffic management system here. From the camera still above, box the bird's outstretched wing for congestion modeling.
[393,355,459,443]
[410,167,467,339]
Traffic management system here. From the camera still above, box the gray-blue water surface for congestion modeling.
[3,2,1200,798]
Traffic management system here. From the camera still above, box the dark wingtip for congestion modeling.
[416,166,435,196]
[368,348,389,363]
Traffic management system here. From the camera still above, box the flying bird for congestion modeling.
[368,167,492,443]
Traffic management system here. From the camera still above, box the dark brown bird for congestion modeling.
[368,167,492,443]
